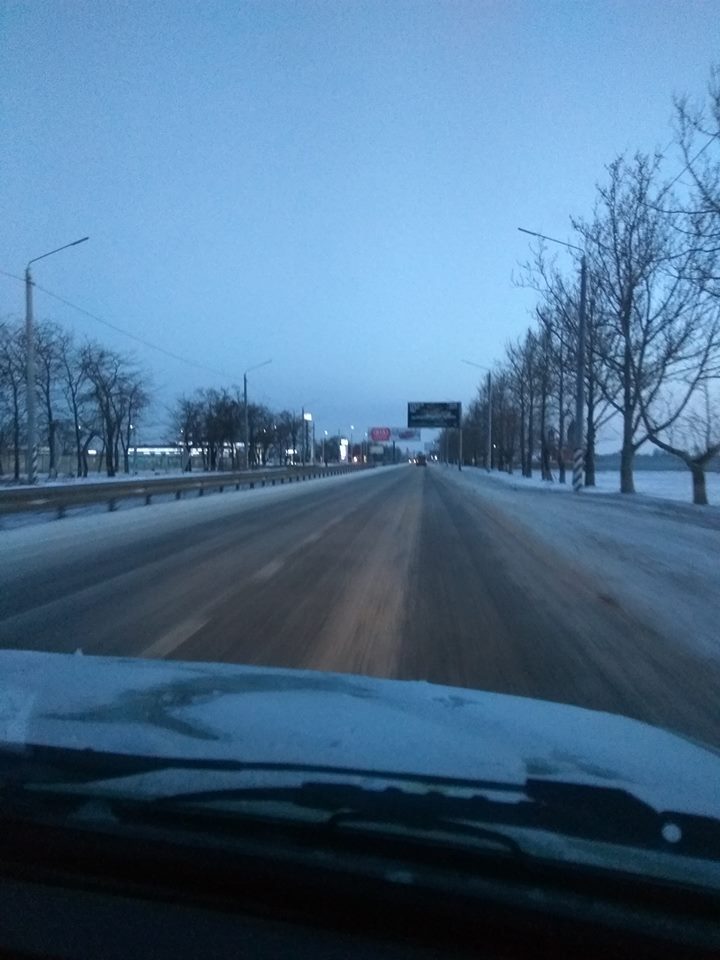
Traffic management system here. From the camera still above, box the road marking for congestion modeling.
[140,614,209,659]
[252,558,285,582]
[251,515,344,584]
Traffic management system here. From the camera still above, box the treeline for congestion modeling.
[0,310,348,480]
[0,318,148,479]
[171,392,321,470]
[451,67,720,505]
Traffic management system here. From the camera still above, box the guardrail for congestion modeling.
[0,464,368,521]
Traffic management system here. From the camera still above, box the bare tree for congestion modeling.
[274,410,302,465]
[517,244,620,486]
[118,376,151,473]
[574,153,707,493]
[56,332,97,477]
[171,395,204,471]
[34,321,67,478]
[507,340,528,476]
[81,344,146,477]
[641,377,720,504]
[674,65,720,299]
[0,320,26,480]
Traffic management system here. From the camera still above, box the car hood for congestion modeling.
[0,649,718,818]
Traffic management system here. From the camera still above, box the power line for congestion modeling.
[0,268,235,380]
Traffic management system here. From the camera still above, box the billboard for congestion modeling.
[407,402,462,429]
[368,426,422,443]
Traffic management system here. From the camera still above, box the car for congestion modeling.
[415,454,427,466]
[1,650,719,959]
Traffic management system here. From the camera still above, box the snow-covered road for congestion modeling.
[2,463,718,747]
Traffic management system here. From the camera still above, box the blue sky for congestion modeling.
[2,0,719,442]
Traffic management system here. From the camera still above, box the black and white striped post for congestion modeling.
[518,228,587,493]
[572,255,587,493]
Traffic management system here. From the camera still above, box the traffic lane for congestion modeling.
[0,469,391,621]
[0,467,409,656]
[5,460,718,748]
[155,462,719,746]
[398,467,720,747]
[168,463,425,675]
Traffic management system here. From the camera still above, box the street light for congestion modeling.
[302,410,313,465]
[130,423,138,473]
[25,236,89,483]
[243,359,272,469]
[322,429,328,465]
[518,227,587,492]
[462,359,494,473]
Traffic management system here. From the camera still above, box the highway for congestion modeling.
[2,464,719,747]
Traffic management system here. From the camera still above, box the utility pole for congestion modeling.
[461,360,493,472]
[243,359,271,471]
[301,407,305,465]
[573,256,587,493]
[25,267,36,485]
[24,236,88,484]
[243,373,249,470]
[518,228,586,492]
[486,371,492,472]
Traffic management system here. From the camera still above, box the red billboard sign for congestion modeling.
[369,427,421,443]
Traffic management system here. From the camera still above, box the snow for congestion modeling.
[3,468,192,489]
[445,466,720,661]
[474,466,720,505]
[0,466,395,570]
[1,648,719,818]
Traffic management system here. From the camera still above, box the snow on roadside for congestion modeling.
[0,467,397,569]
[2,468,186,490]
[470,467,720,506]
[442,466,720,662]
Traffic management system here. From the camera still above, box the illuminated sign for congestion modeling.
[368,427,422,442]
[407,402,462,428]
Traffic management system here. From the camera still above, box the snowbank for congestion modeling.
[443,466,720,661]
[473,467,720,505]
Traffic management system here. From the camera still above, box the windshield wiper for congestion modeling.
[137,779,720,861]
[1,744,719,861]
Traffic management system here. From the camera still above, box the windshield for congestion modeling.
[1,0,720,915]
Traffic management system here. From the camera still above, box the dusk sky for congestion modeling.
[2,1,719,443]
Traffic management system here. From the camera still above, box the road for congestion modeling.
[2,464,719,746]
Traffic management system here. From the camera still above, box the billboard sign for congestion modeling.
[369,426,422,443]
[407,402,462,429]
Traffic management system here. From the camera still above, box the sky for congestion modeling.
[2,0,719,443]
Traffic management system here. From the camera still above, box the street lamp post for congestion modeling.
[518,228,587,492]
[243,359,272,470]
[25,236,88,483]
[462,360,492,472]
[130,424,138,473]
[302,411,313,465]
[322,430,328,465]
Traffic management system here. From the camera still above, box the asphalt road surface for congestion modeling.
[2,464,719,747]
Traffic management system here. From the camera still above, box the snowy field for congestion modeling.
[445,466,720,662]
[479,468,720,506]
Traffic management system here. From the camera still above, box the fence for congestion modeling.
[0,464,369,521]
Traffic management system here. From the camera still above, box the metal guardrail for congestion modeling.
[0,464,367,520]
